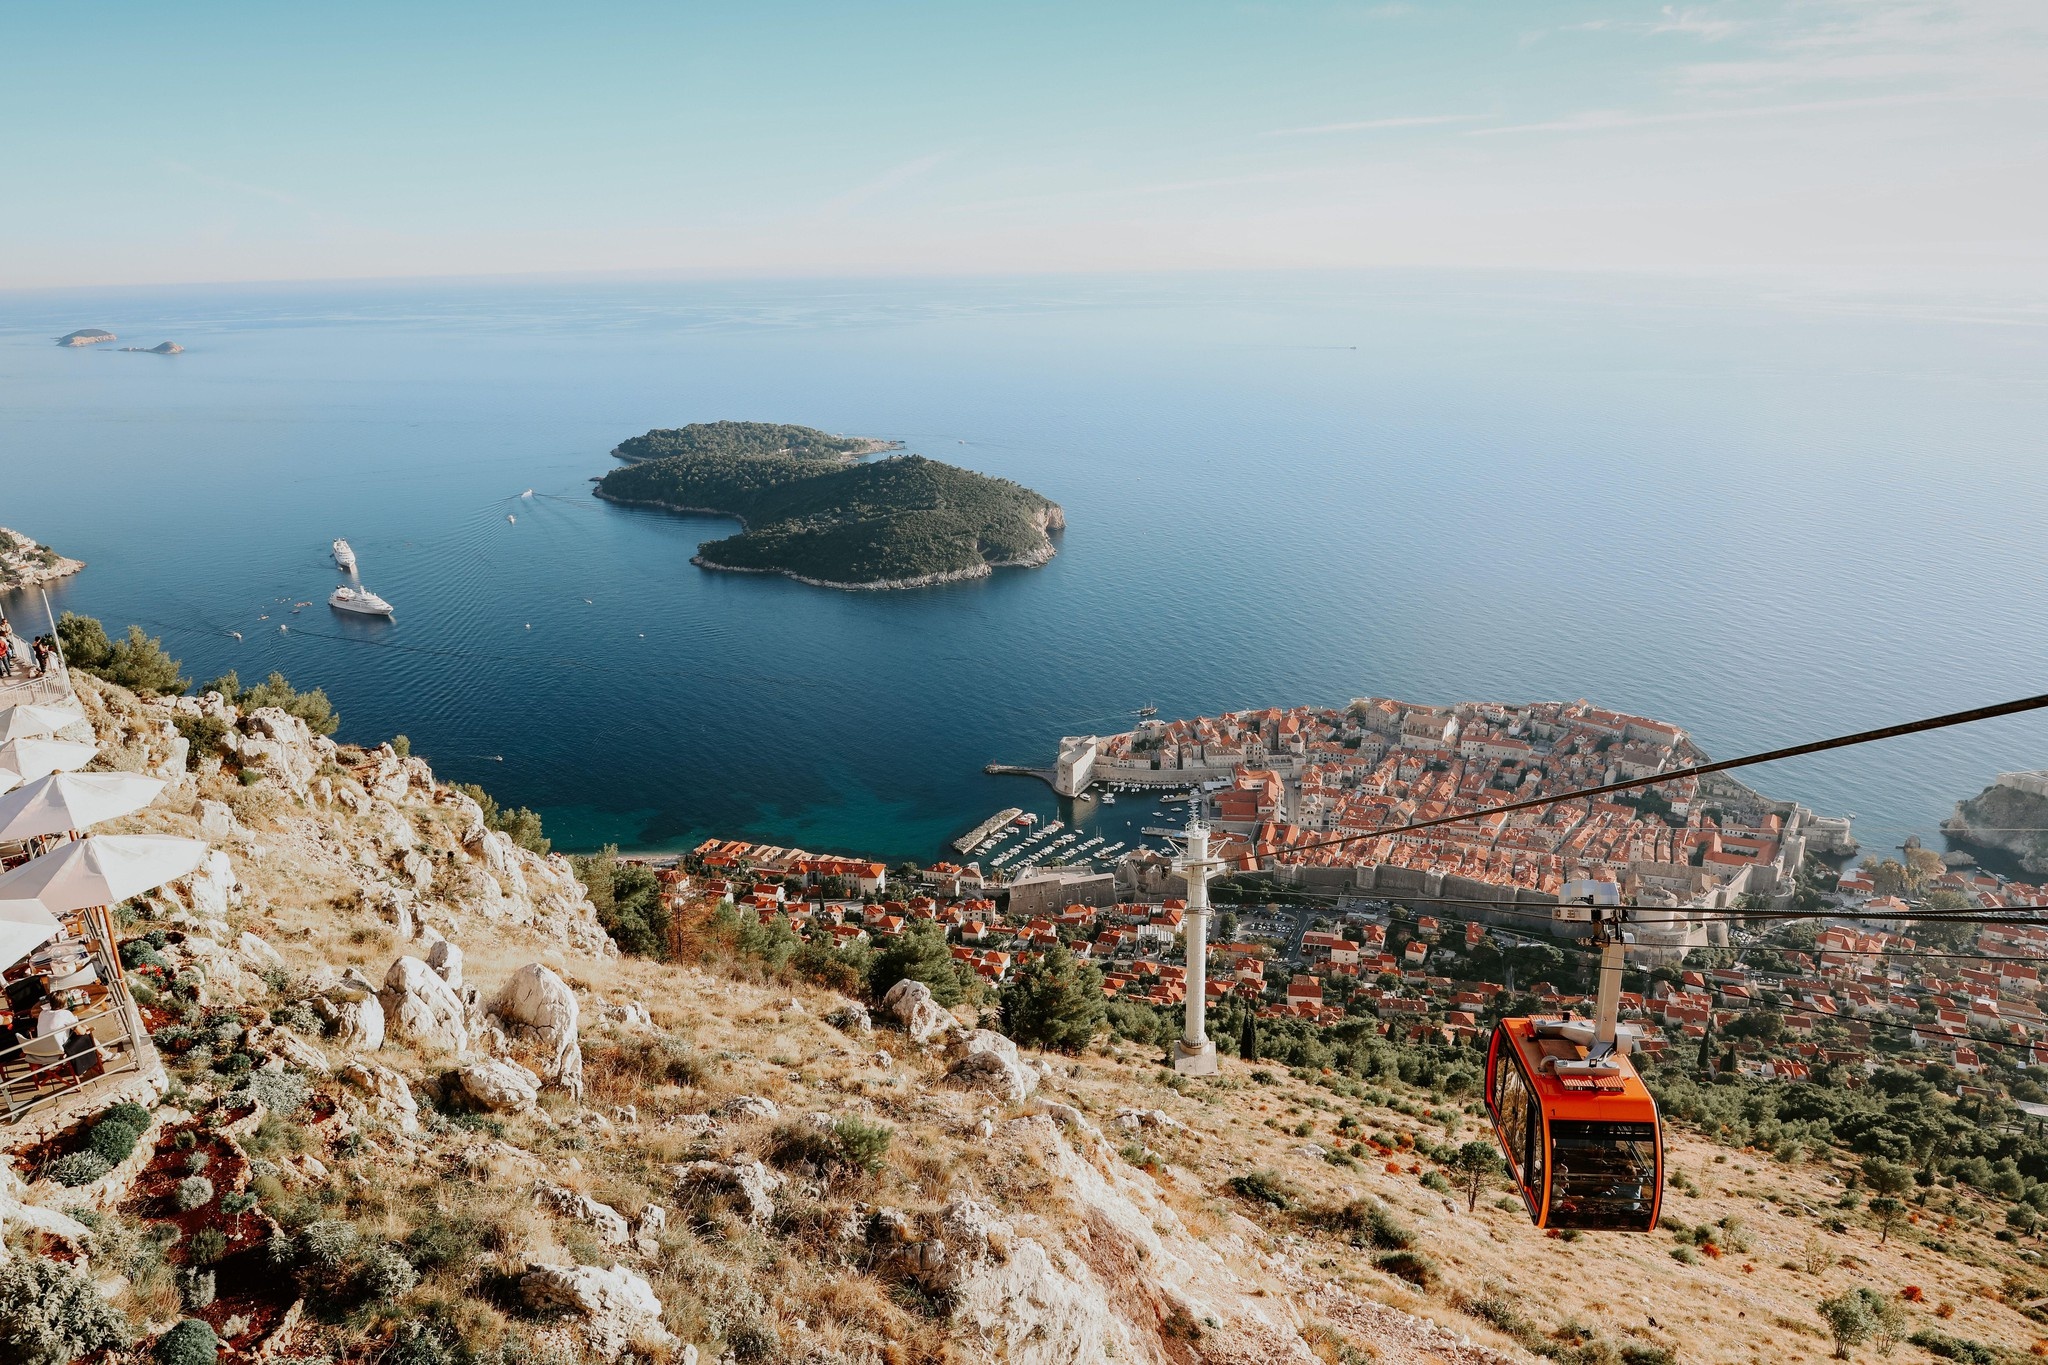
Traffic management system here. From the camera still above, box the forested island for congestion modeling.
[595,421,1064,589]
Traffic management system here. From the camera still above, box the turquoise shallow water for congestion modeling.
[2,272,2045,863]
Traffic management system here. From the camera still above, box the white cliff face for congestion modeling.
[949,1115,1320,1365]
[78,677,617,961]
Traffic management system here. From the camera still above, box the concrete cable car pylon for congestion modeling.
[1166,810,1221,1076]
[1533,879,1642,1081]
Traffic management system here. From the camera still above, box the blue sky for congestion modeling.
[4,1,2043,288]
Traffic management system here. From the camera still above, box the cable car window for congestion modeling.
[1494,1052,1531,1181]
[1546,1120,1659,1231]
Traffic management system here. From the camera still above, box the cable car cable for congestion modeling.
[1255,689,2048,863]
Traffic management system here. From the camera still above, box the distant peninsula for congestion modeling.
[594,421,1064,590]
[0,526,84,590]
[1945,773,2048,874]
[118,341,183,354]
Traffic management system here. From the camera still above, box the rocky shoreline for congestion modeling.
[690,541,1056,591]
[0,525,85,591]
[1944,778,2048,874]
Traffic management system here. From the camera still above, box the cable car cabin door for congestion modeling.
[1485,1023,1545,1223]
[1486,1020,1663,1232]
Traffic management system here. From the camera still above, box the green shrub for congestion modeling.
[1374,1249,1440,1289]
[235,1068,310,1116]
[1229,1170,1297,1210]
[1312,1198,1414,1249]
[175,1175,215,1211]
[829,1117,894,1173]
[726,1317,782,1362]
[201,670,341,736]
[569,845,666,956]
[0,1258,132,1365]
[387,1322,458,1365]
[357,1244,419,1300]
[48,1151,113,1186]
[173,714,230,766]
[1908,1329,1999,1363]
[180,1267,215,1309]
[154,1317,220,1365]
[455,783,550,856]
[1620,1345,1677,1365]
[188,1227,229,1265]
[404,1211,486,1274]
[105,1100,151,1130]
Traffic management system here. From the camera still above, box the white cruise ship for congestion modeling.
[332,539,358,573]
[329,585,393,617]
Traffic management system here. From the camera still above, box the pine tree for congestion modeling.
[1240,1008,1259,1063]
[1697,1011,1715,1074]
[999,945,1107,1053]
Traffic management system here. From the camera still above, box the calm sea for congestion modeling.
[3,272,2045,865]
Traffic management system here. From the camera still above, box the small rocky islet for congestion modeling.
[594,420,1064,590]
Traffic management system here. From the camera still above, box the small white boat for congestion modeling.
[332,539,358,572]
[520,488,535,498]
[329,585,394,617]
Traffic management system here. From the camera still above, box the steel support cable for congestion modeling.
[1256,690,2048,862]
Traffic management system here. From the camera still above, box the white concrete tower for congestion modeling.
[1172,810,1220,1076]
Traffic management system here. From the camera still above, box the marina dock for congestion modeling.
[953,806,1024,855]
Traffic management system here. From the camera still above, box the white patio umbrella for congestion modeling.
[0,834,208,914]
[0,703,87,743]
[0,896,64,975]
[0,772,165,842]
[0,737,97,787]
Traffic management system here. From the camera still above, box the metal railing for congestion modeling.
[1,906,148,1125]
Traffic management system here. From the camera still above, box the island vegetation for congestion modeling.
[595,421,1064,589]
[610,419,895,465]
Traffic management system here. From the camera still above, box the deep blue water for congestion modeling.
[2,272,2046,864]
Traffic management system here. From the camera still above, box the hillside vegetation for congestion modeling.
[595,423,1063,588]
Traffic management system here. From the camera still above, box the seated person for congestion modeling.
[0,1007,23,1058]
[35,994,79,1045]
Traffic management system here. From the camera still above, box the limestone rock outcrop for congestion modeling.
[880,978,957,1044]
[379,956,469,1055]
[452,1057,543,1114]
[534,1181,631,1246]
[673,1158,783,1224]
[519,1262,676,1361]
[339,1061,421,1133]
[943,1030,1040,1102]
[490,962,583,1098]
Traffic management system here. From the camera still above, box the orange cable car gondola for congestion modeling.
[1484,884,1663,1232]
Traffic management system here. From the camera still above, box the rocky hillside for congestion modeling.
[6,678,2048,1365]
